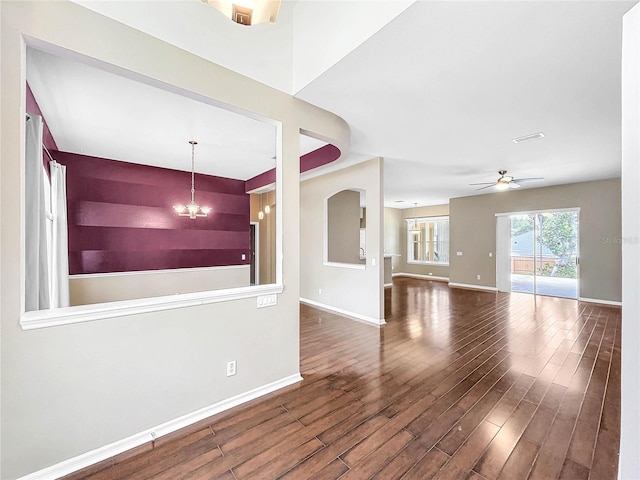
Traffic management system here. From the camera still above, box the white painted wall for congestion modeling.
[69,266,250,306]
[300,157,384,324]
[383,207,402,271]
[292,0,415,93]
[450,180,621,301]
[621,3,640,479]
[0,2,349,478]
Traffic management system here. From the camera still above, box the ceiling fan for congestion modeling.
[470,170,544,191]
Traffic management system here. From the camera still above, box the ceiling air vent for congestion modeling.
[512,132,545,144]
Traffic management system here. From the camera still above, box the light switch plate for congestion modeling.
[257,294,277,308]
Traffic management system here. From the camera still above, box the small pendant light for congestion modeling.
[264,190,271,215]
[410,202,421,234]
[258,193,264,220]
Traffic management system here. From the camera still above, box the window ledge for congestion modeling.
[323,261,366,270]
[68,264,248,279]
[20,284,284,330]
[407,261,450,266]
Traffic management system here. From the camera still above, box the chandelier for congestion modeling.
[173,140,211,219]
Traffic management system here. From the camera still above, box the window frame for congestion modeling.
[19,42,288,330]
[406,215,450,266]
[323,188,367,270]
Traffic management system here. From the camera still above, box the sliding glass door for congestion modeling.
[497,210,579,299]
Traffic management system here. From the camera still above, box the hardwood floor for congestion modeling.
[65,278,621,480]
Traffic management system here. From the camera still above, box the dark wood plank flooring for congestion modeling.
[65,278,621,480]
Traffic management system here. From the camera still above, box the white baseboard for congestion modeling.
[300,298,386,326]
[18,373,303,480]
[384,282,393,288]
[448,282,498,292]
[579,297,622,307]
[392,273,449,282]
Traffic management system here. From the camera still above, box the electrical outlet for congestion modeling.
[226,360,237,377]
[457,251,463,256]
[318,288,322,295]
[489,252,493,257]
[241,253,246,260]
[477,274,481,280]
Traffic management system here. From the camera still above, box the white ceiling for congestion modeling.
[71,0,414,94]
[73,0,297,93]
[296,1,636,206]
[59,0,637,205]
[26,48,326,180]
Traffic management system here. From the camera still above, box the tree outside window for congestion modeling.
[510,212,578,279]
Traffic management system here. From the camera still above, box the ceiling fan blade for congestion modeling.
[476,184,496,191]
[508,182,521,189]
[512,177,544,184]
[469,182,495,186]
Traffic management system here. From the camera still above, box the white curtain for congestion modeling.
[435,219,449,263]
[50,160,70,308]
[25,115,70,311]
[25,114,50,311]
[496,215,512,292]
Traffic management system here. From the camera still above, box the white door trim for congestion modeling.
[250,221,259,285]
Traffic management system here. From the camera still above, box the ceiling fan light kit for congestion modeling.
[470,170,544,191]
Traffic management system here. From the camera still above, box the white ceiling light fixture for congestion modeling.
[201,0,281,26]
[173,140,212,219]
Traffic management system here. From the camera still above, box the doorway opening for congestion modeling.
[497,209,579,299]
[250,222,259,285]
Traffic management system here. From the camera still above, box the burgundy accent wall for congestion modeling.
[56,151,251,274]
[300,144,341,174]
[26,83,58,153]
[245,168,276,192]
[245,143,341,192]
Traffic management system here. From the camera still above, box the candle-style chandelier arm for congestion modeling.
[173,140,211,219]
